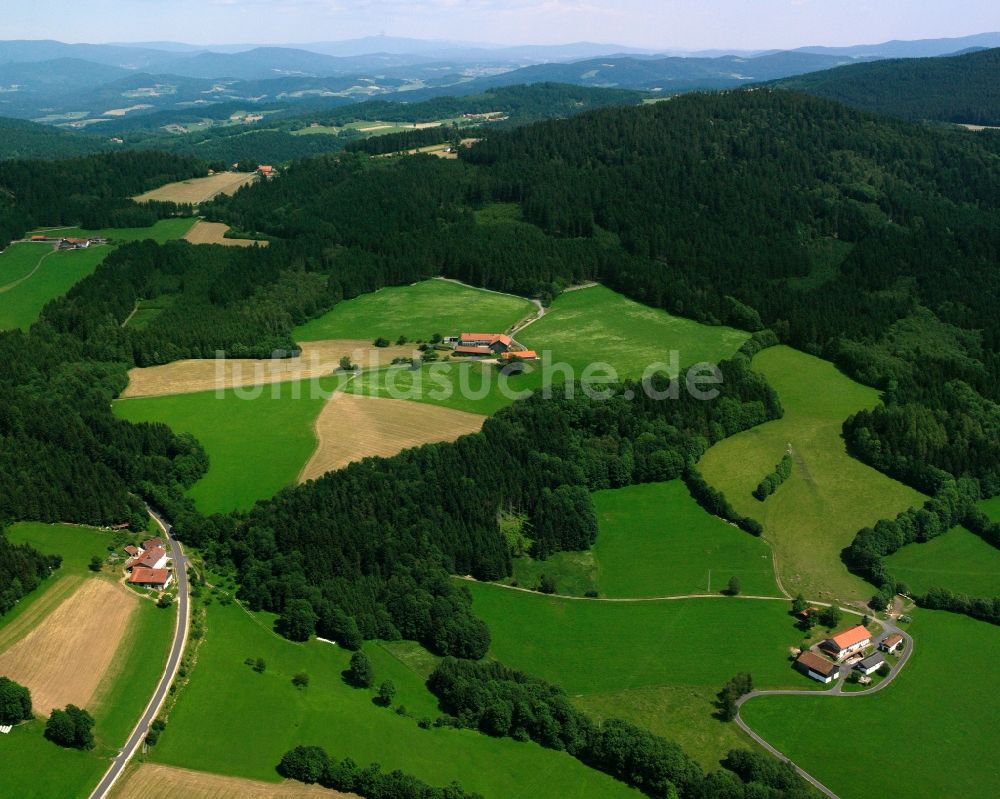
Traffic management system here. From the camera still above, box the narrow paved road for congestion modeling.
[734,619,914,799]
[88,507,190,799]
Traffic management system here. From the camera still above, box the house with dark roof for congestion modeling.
[856,653,888,676]
[796,651,840,684]
[821,625,872,660]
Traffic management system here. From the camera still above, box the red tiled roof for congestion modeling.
[502,350,538,360]
[136,546,167,569]
[142,537,163,550]
[493,334,513,347]
[124,545,140,556]
[454,345,492,355]
[825,625,871,651]
[883,633,903,647]
[460,333,500,342]
[129,567,169,586]
[797,651,837,676]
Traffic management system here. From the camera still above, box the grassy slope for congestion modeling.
[152,601,637,799]
[0,246,108,331]
[37,217,197,243]
[114,380,329,515]
[519,285,750,379]
[293,279,535,343]
[465,581,818,768]
[698,346,924,602]
[742,610,1000,799]
[885,525,1000,596]
[0,523,174,799]
[592,481,778,598]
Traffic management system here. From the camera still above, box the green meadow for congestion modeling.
[885,525,1000,597]
[0,246,108,331]
[293,279,535,343]
[742,610,1000,799]
[981,495,1000,522]
[465,582,815,767]
[0,523,174,799]
[519,285,750,379]
[35,216,197,243]
[152,601,637,799]
[114,380,330,515]
[698,346,924,602]
[591,481,778,598]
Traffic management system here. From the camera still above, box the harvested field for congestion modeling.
[0,578,137,714]
[183,220,268,247]
[121,340,419,398]
[133,172,257,204]
[300,392,485,481]
[111,764,348,799]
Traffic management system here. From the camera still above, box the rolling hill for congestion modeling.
[0,116,111,160]
[775,47,1000,126]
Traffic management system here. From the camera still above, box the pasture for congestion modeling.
[151,601,638,799]
[37,217,197,243]
[111,764,335,799]
[300,392,485,481]
[133,172,257,204]
[183,220,268,247]
[114,380,329,514]
[698,346,924,602]
[292,279,535,343]
[465,582,813,766]
[519,285,750,379]
[742,610,1000,799]
[885,525,1000,596]
[0,245,107,331]
[591,481,778,597]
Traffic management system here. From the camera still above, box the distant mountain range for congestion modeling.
[775,47,1000,127]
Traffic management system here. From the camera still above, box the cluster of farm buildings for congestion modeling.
[28,234,108,250]
[123,536,173,590]
[795,621,904,685]
[449,332,538,362]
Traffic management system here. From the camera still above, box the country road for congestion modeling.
[87,506,190,799]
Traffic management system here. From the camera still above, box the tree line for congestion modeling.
[753,453,793,501]
[0,531,61,617]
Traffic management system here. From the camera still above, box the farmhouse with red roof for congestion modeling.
[821,625,872,660]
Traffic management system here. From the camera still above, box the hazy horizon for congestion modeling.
[4,1,1000,52]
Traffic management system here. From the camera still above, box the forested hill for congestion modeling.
[774,47,1000,126]
[0,116,111,161]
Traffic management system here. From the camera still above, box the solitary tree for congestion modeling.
[726,576,741,596]
[373,337,390,348]
[0,676,32,724]
[292,672,310,689]
[253,657,267,674]
[278,745,330,783]
[88,555,103,572]
[377,680,396,707]
[791,594,808,614]
[338,355,356,372]
[347,651,374,688]
[537,574,557,595]
[819,605,842,629]
[717,673,753,721]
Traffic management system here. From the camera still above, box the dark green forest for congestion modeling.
[776,47,1000,126]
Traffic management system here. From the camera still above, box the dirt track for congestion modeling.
[0,578,137,714]
[300,392,485,481]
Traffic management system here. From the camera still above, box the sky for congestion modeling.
[5,0,1000,50]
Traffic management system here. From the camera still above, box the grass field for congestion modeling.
[981,495,1000,522]
[742,610,1000,799]
[114,381,328,514]
[698,346,924,602]
[0,245,108,331]
[0,523,174,799]
[133,172,256,204]
[591,481,779,598]
[519,285,750,379]
[183,220,268,247]
[301,392,485,481]
[37,217,197,244]
[885,525,1000,596]
[152,601,638,799]
[292,279,535,343]
[465,582,816,767]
